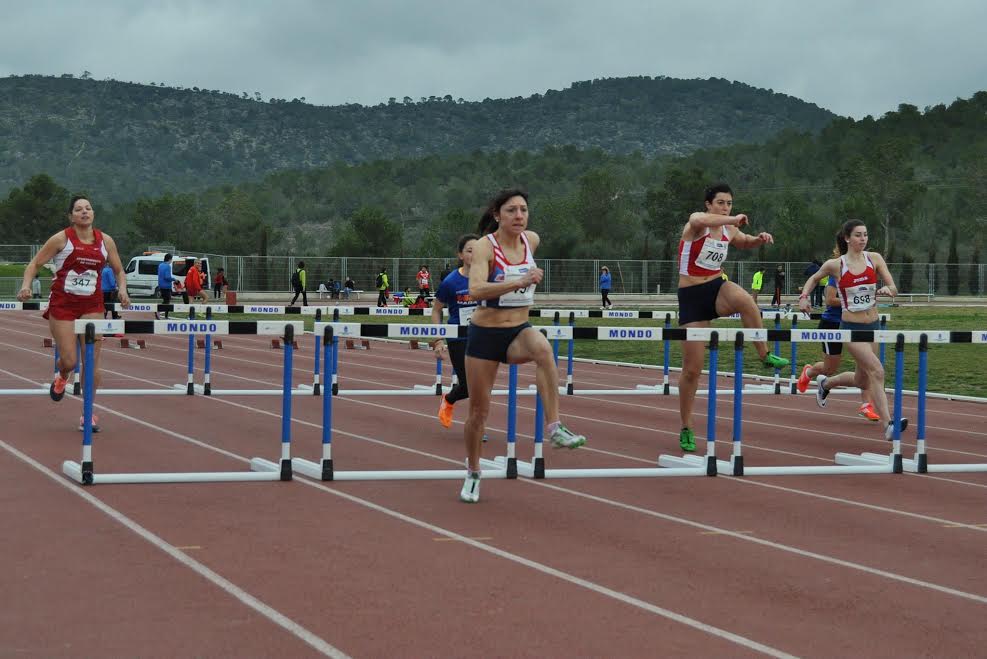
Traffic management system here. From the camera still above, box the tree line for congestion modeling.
[1,91,984,278]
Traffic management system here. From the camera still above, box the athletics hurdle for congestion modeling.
[834,330,987,474]
[62,320,300,485]
[506,324,706,478]
[663,328,917,477]
[251,324,515,482]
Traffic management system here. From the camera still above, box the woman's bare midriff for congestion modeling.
[470,306,530,328]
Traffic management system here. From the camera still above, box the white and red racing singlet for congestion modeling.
[837,253,878,313]
[480,232,537,308]
[49,227,108,302]
[678,228,730,276]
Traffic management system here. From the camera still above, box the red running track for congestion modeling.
[1,310,986,657]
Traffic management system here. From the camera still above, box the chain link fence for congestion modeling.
[1,244,984,297]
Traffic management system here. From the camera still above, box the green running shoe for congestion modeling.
[763,353,789,369]
[679,427,696,452]
[549,423,586,449]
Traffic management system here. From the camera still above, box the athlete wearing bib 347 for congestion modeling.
[799,219,905,441]
[459,189,586,503]
[675,183,788,453]
[17,195,129,432]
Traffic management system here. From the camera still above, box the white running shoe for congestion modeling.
[460,473,480,503]
[885,418,909,441]
[815,375,830,408]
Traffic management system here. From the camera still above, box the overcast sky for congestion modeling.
[2,0,984,119]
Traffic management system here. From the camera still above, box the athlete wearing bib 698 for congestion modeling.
[458,189,586,504]
[799,219,906,441]
[675,183,788,453]
[17,195,130,432]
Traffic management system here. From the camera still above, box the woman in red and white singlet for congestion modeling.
[17,196,129,421]
[455,189,585,503]
[798,219,904,440]
[674,183,788,453]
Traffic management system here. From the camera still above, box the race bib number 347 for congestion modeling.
[64,269,98,296]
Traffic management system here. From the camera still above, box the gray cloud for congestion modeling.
[0,0,984,118]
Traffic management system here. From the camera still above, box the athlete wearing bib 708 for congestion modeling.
[460,189,586,503]
[798,219,906,441]
[676,183,789,453]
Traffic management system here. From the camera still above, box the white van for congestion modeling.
[123,253,211,298]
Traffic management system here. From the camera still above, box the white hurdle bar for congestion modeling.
[61,319,302,485]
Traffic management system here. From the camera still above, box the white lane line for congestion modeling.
[0,440,349,659]
[44,366,987,607]
[522,479,987,605]
[0,374,796,657]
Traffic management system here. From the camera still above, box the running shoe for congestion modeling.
[438,398,454,428]
[460,463,480,503]
[797,364,812,394]
[78,415,100,433]
[549,423,586,449]
[49,374,68,402]
[815,375,830,408]
[885,418,909,441]
[857,402,880,422]
[763,353,789,369]
[679,427,696,452]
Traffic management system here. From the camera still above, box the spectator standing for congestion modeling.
[750,267,765,304]
[31,274,42,299]
[804,259,824,307]
[599,266,613,309]
[101,263,121,319]
[290,261,308,306]
[184,258,208,305]
[376,267,389,307]
[417,264,431,298]
[771,264,786,307]
[213,268,228,299]
[156,253,175,319]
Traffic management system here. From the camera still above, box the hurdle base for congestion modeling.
[514,458,705,478]
[664,453,896,476]
[898,457,987,473]
[263,457,508,481]
[63,461,282,484]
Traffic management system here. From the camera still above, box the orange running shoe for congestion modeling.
[796,364,812,394]
[50,374,68,401]
[857,402,880,422]
[438,398,454,428]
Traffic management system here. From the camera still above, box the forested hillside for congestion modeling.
[3,80,983,275]
[0,74,834,201]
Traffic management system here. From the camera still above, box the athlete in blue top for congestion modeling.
[431,234,480,430]
[796,244,878,421]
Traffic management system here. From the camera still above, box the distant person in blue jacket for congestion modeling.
[599,266,613,309]
[101,263,121,319]
[156,253,175,319]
